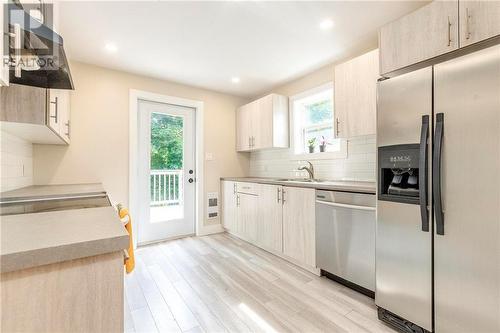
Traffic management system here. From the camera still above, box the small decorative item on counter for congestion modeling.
[307,138,316,153]
[319,136,328,152]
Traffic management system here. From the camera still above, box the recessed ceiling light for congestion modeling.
[319,19,334,30]
[104,43,118,53]
[231,77,240,84]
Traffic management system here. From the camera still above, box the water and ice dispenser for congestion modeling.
[378,144,422,204]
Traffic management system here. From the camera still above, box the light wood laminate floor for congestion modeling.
[124,233,396,333]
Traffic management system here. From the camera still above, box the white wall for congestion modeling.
[0,130,33,192]
[33,61,250,227]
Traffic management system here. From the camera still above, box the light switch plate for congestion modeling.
[205,152,214,161]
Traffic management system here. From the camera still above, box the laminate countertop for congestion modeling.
[0,183,128,273]
[0,183,106,202]
[221,177,376,194]
[0,206,129,273]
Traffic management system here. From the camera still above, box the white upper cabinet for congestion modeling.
[459,1,500,47]
[0,2,9,86]
[334,49,379,138]
[48,88,71,144]
[236,94,288,152]
[379,1,459,75]
[0,84,71,145]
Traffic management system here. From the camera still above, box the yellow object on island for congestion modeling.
[117,204,135,274]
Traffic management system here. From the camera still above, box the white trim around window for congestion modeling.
[289,82,347,161]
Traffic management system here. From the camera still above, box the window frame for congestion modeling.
[289,82,347,161]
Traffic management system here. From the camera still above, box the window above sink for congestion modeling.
[290,82,347,160]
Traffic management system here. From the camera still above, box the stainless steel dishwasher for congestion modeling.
[315,189,376,297]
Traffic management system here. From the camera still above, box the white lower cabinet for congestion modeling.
[221,180,316,270]
[282,186,316,268]
[222,181,237,233]
[256,184,283,253]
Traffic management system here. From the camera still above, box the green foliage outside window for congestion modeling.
[306,99,333,125]
[150,113,183,170]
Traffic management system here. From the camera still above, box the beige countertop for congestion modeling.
[0,183,106,202]
[0,206,129,273]
[221,177,376,194]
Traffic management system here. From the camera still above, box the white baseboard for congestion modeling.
[197,223,224,236]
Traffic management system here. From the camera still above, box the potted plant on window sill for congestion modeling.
[319,136,328,152]
[307,138,316,153]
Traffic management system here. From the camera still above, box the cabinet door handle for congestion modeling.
[465,8,471,40]
[281,189,286,204]
[447,16,452,46]
[277,188,281,203]
[233,183,237,194]
[9,24,22,78]
[248,137,251,148]
[65,120,70,138]
[236,195,240,207]
[335,118,340,137]
[49,97,59,123]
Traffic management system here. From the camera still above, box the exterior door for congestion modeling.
[433,44,500,333]
[137,100,196,244]
[376,67,433,331]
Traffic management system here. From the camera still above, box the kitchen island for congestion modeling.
[0,184,129,333]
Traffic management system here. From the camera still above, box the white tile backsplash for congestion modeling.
[249,134,376,181]
[0,130,33,192]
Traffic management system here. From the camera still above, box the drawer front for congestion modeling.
[236,182,259,195]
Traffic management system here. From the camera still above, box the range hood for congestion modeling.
[7,2,74,90]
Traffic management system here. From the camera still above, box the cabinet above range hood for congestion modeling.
[6,2,74,90]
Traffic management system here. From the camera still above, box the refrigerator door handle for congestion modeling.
[419,115,430,232]
[433,113,445,235]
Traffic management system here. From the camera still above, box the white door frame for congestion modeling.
[129,89,204,248]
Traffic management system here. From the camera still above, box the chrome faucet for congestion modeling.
[298,161,314,180]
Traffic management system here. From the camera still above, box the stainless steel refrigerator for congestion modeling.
[376,43,500,333]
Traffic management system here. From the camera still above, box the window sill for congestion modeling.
[290,140,347,161]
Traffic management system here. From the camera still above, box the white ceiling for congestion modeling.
[60,1,425,98]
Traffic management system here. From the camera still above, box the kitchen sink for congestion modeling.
[275,178,325,183]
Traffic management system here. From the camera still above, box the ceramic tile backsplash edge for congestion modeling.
[0,130,33,192]
[249,134,376,181]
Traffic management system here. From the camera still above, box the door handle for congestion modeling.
[277,188,281,203]
[433,113,445,235]
[419,115,429,232]
[188,178,194,183]
[315,200,376,211]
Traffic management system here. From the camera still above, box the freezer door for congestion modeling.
[376,67,433,331]
[433,44,500,332]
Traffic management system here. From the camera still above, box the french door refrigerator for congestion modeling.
[376,43,500,333]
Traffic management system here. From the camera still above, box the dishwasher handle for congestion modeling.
[316,199,376,211]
